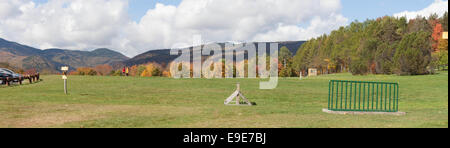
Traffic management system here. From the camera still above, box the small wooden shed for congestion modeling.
[308,68,317,77]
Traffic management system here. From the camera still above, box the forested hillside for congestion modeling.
[0,38,129,73]
[290,12,448,76]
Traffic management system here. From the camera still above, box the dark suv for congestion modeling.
[0,68,21,84]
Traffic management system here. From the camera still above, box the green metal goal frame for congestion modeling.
[328,80,399,112]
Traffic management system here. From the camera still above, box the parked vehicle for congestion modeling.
[0,68,22,84]
[0,71,12,85]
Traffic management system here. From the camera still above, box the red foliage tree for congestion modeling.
[432,23,444,52]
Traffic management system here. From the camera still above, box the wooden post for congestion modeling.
[236,83,241,105]
[61,67,69,95]
[299,72,302,80]
[64,79,68,94]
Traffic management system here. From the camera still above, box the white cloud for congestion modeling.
[0,0,129,51]
[394,0,448,20]
[252,13,348,42]
[0,0,24,20]
[120,0,348,56]
[0,0,348,57]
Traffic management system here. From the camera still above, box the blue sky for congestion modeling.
[342,0,436,21]
[32,0,438,22]
[127,0,181,21]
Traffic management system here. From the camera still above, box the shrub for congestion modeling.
[110,70,122,76]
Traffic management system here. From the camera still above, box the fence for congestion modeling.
[328,80,399,112]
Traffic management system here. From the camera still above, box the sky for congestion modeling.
[342,0,438,21]
[31,0,444,22]
[0,0,448,57]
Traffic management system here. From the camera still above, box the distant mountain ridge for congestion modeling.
[0,38,305,73]
[120,41,306,68]
[0,38,129,73]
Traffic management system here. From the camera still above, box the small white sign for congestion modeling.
[61,66,69,71]
[62,75,67,80]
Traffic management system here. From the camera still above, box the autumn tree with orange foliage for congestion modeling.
[128,65,138,76]
[94,64,112,76]
[432,23,444,52]
[162,70,171,77]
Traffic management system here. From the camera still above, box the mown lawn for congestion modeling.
[0,71,447,128]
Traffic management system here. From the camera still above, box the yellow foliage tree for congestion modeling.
[146,64,154,74]
[141,69,151,77]
[140,63,155,77]
[162,70,171,78]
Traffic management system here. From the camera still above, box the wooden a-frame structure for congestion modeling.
[224,83,253,106]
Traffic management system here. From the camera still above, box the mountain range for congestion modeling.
[119,41,305,68]
[0,38,305,73]
[0,38,129,73]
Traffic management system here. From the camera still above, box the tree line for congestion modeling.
[279,12,448,76]
[70,63,171,77]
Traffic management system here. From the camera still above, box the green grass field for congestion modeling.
[0,71,448,128]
